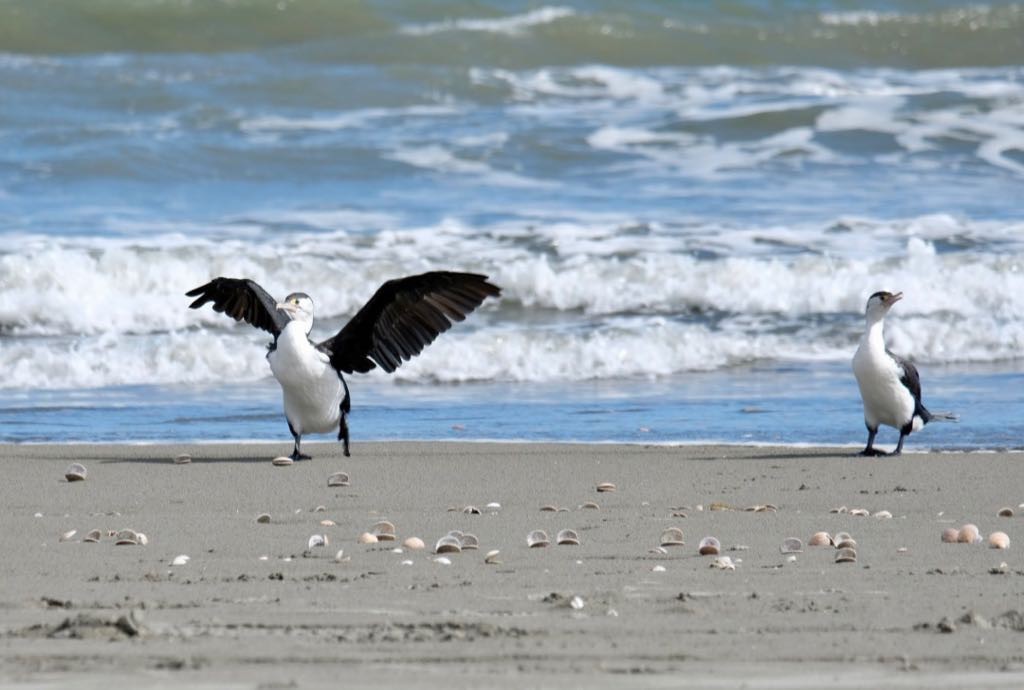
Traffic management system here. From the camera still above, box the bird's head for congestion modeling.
[864,290,902,322]
[276,293,315,333]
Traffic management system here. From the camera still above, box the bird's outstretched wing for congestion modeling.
[186,277,291,336]
[318,271,500,374]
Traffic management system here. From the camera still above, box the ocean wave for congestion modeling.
[399,6,575,36]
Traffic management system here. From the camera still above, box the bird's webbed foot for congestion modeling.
[858,447,888,457]
[289,450,313,461]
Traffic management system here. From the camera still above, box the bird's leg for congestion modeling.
[859,425,886,456]
[338,377,351,457]
[893,424,912,456]
[287,420,312,461]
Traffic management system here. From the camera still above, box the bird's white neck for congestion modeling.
[862,315,886,352]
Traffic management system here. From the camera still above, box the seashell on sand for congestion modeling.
[835,547,857,563]
[651,565,666,573]
[334,549,347,562]
[569,595,585,610]
[327,472,350,487]
[834,532,856,550]
[173,453,191,465]
[64,463,87,482]
[698,536,721,556]
[596,482,616,493]
[808,531,831,547]
[710,556,735,570]
[358,532,378,545]
[136,533,148,546]
[659,527,685,547]
[371,521,396,541]
[313,505,326,513]
[873,510,893,519]
[308,534,328,549]
[256,513,271,524]
[745,504,778,513]
[271,456,293,467]
[998,507,1014,518]
[540,505,558,512]
[83,529,102,543]
[320,519,336,527]
[988,531,1010,549]
[460,533,480,550]
[463,505,481,515]
[830,506,848,514]
[485,502,501,511]
[556,529,580,546]
[780,537,803,554]
[941,527,959,543]
[527,530,550,548]
[114,529,139,546]
[958,524,981,544]
[484,549,501,564]
[171,555,190,566]
[403,537,425,550]
[434,535,462,554]
[60,530,77,542]
[849,508,870,517]
[649,546,668,555]
[579,501,600,510]
[434,556,452,565]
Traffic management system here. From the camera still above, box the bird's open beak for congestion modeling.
[887,292,904,305]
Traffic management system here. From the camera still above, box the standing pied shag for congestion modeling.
[186,271,500,459]
[852,291,955,456]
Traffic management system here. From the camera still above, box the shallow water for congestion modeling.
[0,1,1021,444]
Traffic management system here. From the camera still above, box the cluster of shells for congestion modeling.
[830,506,892,519]
[71,528,149,546]
[526,529,580,547]
[941,523,1009,549]
[806,531,857,563]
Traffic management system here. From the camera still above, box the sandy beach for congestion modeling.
[2,441,1024,689]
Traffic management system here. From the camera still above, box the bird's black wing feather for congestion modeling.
[317,272,500,374]
[186,277,290,336]
[888,349,922,403]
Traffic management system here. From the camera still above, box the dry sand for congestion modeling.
[2,441,1024,689]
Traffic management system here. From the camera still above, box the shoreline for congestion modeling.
[3,441,1024,688]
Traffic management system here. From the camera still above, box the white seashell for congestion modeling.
[391,547,403,554]
[835,547,857,563]
[596,482,616,493]
[256,513,271,524]
[358,532,378,544]
[808,531,831,547]
[540,505,558,512]
[173,453,191,465]
[333,549,346,562]
[579,501,600,510]
[136,533,148,546]
[60,530,77,542]
[403,537,425,550]
[988,531,1010,549]
[313,505,327,513]
[64,463,87,482]
[659,527,685,547]
[485,502,501,511]
[434,535,462,554]
[462,505,481,515]
[398,559,412,566]
[556,529,580,546]
[648,546,668,555]
[484,549,501,564]
[897,547,908,553]
[698,536,721,556]
[958,524,981,544]
[460,533,479,550]
[710,556,735,570]
[308,534,328,549]
[651,565,666,573]
[780,537,803,554]
[320,519,336,526]
[830,506,848,514]
[326,472,350,487]
[371,521,396,541]
[786,555,797,563]
[434,556,452,565]
[171,555,190,566]
[527,530,550,548]
[259,555,269,561]
[998,507,1014,518]
[271,456,293,466]
[941,527,959,543]
[569,595,585,610]
[83,529,102,543]
[849,508,870,517]
[873,510,893,519]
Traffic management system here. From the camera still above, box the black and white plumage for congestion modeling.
[186,272,500,459]
[851,291,955,456]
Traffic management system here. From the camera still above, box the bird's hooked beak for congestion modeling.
[276,301,297,315]
[885,292,904,306]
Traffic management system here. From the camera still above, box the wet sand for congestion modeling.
[2,441,1024,689]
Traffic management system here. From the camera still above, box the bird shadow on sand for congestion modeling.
[98,455,296,465]
[741,450,864,461]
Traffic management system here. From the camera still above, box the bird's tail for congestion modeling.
[922,407,959,424]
